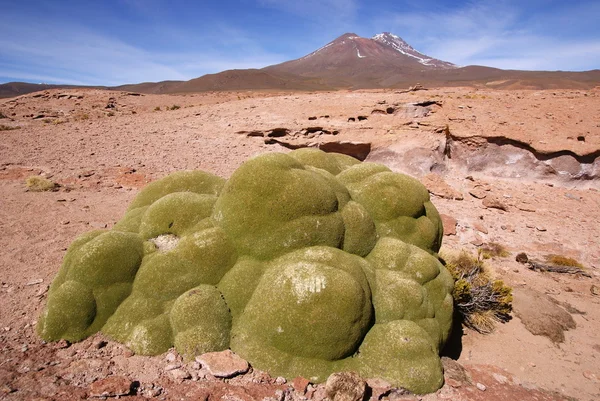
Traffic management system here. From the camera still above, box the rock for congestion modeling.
[420,173,463,200]
[482,197,508,211]
[293,376,310,394]
[196,350,249,378]
[169,368,191,382]
[440,214,457,236]
[470,235,484,246]
[441,357,472,385]
[472,222,488,234]
[591,285,599,296]
[513,287,576,343]
[89,376,133,398]
[492,373,509,384]
[325,372,366,401]
[365,378,392,400]
[54,339,70,349]
[165,352,177,362]
[476,382,487,391]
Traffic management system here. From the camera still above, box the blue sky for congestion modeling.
[1,0,599,86]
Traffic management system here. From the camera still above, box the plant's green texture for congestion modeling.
[38,149,453,394]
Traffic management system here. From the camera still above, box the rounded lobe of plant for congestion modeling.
[38,149,451,394]
[212,153,345,260]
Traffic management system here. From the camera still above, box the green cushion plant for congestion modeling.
[38,149,453,394]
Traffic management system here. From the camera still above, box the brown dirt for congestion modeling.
[0,87,599,401]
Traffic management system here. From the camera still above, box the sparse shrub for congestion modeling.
[0,124,20,131]
[25,175,59,192]
[546,254,583,268]
[154,106,161,111]
[74,113,90,121]
[168,105,181,111]
[0,111,7,119]
[480,242,510,259]
[43,118,53,124]
[445,251,512,334]
[107,111,115,117]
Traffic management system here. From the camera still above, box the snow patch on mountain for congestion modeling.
[372,32,456,69]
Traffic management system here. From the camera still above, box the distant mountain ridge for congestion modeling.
[2,32,600,98]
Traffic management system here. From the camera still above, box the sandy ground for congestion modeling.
[0,87,599,401]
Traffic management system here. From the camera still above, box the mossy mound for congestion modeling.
[38,149,453,394]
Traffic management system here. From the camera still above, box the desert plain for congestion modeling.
[0,86,599,400]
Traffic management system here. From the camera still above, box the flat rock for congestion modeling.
[513,287,576,343]
[440,214,457,236]
[421,173,463,200]
[482,196,508,211]
[89,376,133,398]
[196,350,249,378]
[325,372,366,401]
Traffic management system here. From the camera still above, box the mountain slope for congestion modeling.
[263,32,457,88]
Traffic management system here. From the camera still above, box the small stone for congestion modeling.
[293,376,310,394]
[492,373,508,384]
[275,377,287,385]
[476,382,486,391]
[470,235,484,246]
[535,226,547,232]
[165,352,177,362]
[55,339,70,349]
[196,350,249,378]
[583,371,598,381]
[591,285,599,296]
[25,279,44,286]
[89,376,133,398]
[325,372,366,401]
[170,368,191,381]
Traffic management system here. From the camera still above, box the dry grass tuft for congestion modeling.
[445,251,512,334]
[25,175,59,192]
[546,254,583,268]
[480,242,510,259]
[0,124,21,131]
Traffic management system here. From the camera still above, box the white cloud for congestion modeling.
[0,14,286,85]
[370,1,600,71]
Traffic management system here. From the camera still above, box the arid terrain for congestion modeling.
[0,86,599,401]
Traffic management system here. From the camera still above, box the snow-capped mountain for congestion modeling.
[263,32,457,88]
